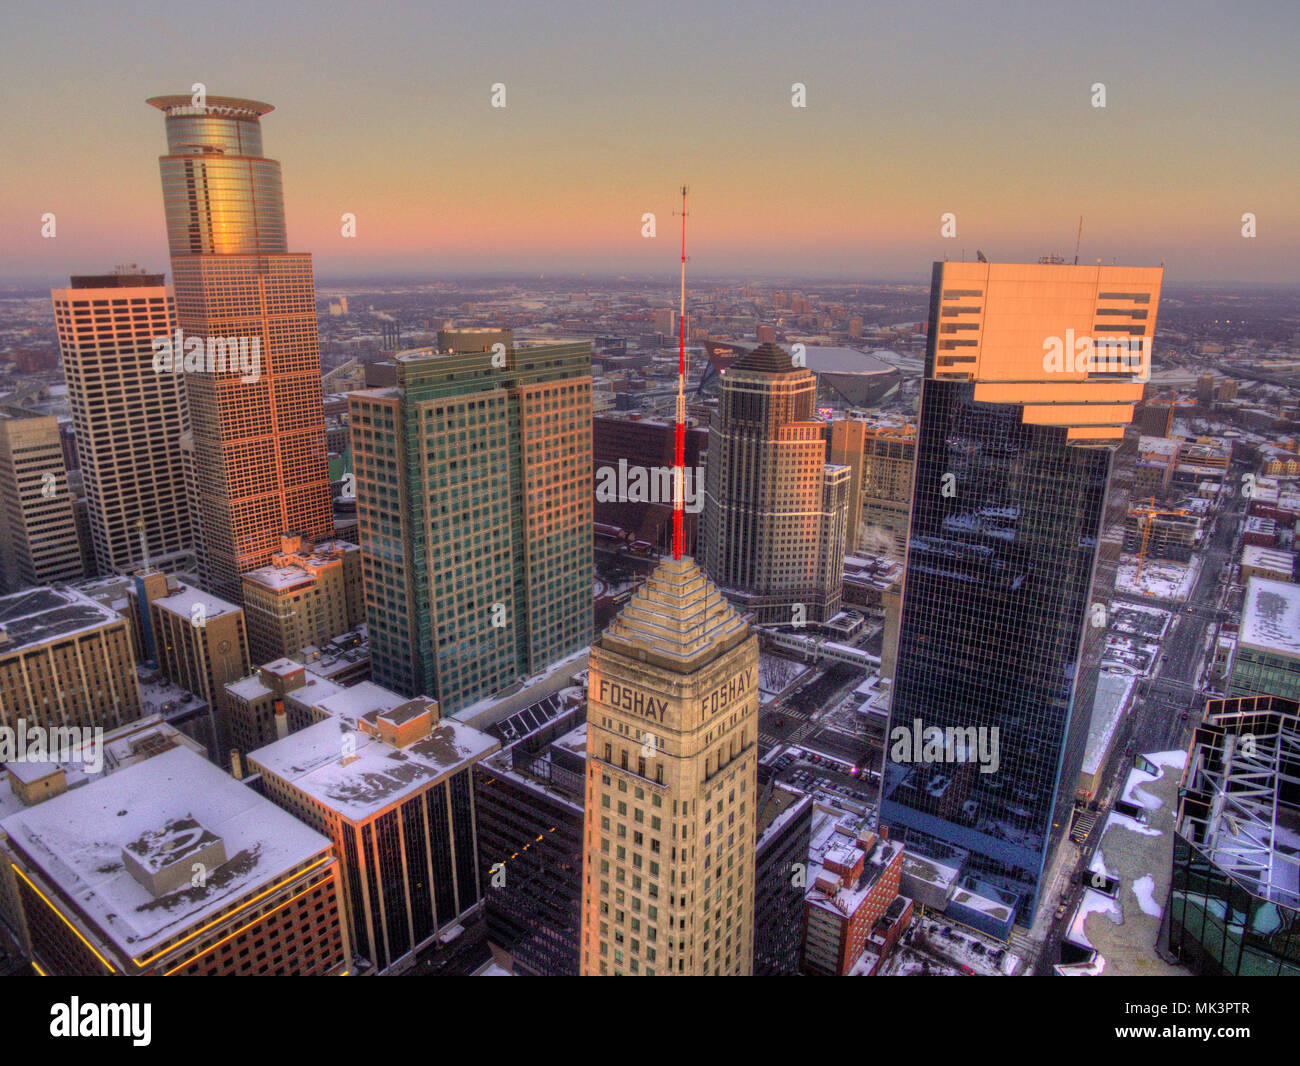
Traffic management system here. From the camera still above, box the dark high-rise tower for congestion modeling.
[880,261,1162,922]
[702,343,850,625]
[147,94,332,602]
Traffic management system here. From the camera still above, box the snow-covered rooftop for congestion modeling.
[0,586,123,654]
[151,583,240,620]
[0,746,330,958]
[248,716,499,821]
[1240,577,1300,656]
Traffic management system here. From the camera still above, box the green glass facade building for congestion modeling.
[349,330,592,711]
[1228,577,1300,703]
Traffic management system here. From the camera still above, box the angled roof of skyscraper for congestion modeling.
[599,555,748,674]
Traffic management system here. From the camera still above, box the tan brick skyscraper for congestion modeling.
[580,556,759,975]
[148,94,332,602]
[52,272,192,574]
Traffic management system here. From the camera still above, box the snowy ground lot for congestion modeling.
[1109,600,1173,640]
[1057,749,1193,976]
[782,765,876,814]
[758,653,810,700]
[1116,555,1201,602]
[1101,635,1161,675]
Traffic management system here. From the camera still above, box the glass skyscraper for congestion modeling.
[880,261,1163,922]
[147,94,332,602]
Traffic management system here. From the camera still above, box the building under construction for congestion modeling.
[1122,507,1203,563]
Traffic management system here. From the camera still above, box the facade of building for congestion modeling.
[350,329,593,710]
[592,413,708,555]
[0,586,141,730]
[51,272,192,574]
[703,342,851,625]
[1229,577,1300,702]
[0,715,206,956]
[224,657,337,756]
[0,745,348,976]
[241,534,363,666]
[148,94,332,602]
[1240,546,1296,585]
[149,582,250,760]
[828,418,916,557]
[580,555,760,975]
[0,413,84,592]
[753,784,813,976]
[882,261,1162,922]
[248,694,499,974]
[802,807,905,976]
[475,717,587,976]
[1123,508,1202,562]
[1166,694,1300,976]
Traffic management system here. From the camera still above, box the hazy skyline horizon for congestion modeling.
[2,1,1297,285]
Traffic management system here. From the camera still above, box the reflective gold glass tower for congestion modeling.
[580,556,759,975]
[147,95,332,602]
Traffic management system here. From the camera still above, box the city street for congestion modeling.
[1031,479,1249,972]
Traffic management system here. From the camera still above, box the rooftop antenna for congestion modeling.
[1073,216,1083,265]
[672,184,689,560]
[136,518,150,573]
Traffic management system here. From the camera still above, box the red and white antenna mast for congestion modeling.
[673,184,688,560]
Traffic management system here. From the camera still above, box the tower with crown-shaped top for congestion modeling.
[579,554,759,976]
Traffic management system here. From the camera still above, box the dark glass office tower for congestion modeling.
[880,261,1162,922]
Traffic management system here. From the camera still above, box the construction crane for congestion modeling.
[1131,498,1191,581]
[1073,216,1083,265]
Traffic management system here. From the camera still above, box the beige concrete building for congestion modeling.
[702,342,851,625]
[581,555,759,976]
[1240,545,1295,584]
[829,418,916,556]
[51,272,192,575]
[0,413,84,593]
[224,657,348,756]
[0,714,205,957]
[1,744,348,976]
[0,586,142,730]
[149,582,250,761]
[241,534,362,665]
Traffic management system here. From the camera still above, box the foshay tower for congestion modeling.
[580,189,759,975]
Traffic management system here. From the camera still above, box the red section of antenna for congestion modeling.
[673,185,688,560]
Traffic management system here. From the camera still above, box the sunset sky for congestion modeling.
[2,0,1297,284]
